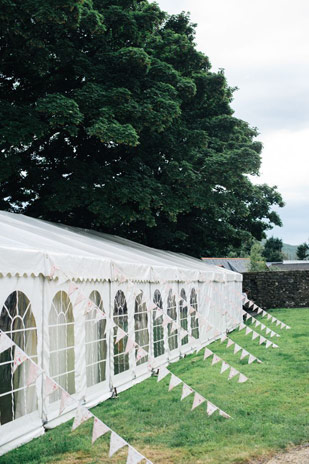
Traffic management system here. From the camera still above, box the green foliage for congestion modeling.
[0,0,284,256]
[249,242,267,271]
[296,242,309,260]
[2,308,309,464]
[262,236,284,262]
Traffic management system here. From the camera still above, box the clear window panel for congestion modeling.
[114,290,129,375]
[190,288,199,339]
[180,288,188,345]
[167,289,178,351]
[153,290,164,358]
[134,293,149,365]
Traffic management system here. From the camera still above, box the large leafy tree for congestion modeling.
[0,0,283,257]
[262,237,284,262]
[296,242,309,260]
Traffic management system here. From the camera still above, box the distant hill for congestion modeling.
[282,243,298,260]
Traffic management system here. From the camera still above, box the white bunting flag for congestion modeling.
[252,331,259,341]
[179,328,188,340]
[272,343,279,348]
[72,406,92,431]
[157,367,170,382]
[170,321,178,333]
[280,322,286,329]
[220,334,227,343]
[253,304,258,310]
[246,314,252,321]
[59,390,75,414]
[271,316,276,323]
[109,432,127,457]
[255,320,261,328]
[181,384,193,400]
[220,361,230,374]
[68,282,79,296]
[92,417,110,444]
[136,347,148,362]
[26,362,41,387]
[162,315,171,328]
[257,308,263,314]
[239,323,246,331]
[265,340,272,349]
[154,308,163,320]
[248,354,256,364]
[0,332,14,353]
[219,410,231,419]
[228,367,239,380]
[168,374,182,391]
[146,301,157,312]
[44,377,59,397]
[212,354,221,366]
[95,309,106,322]
[126,447,144,464]
[234,344,241,354]
[270,331,276,338]
[240,349,249,360]
[262,310,267,317]
[13,347,28,373]
[259,336,266,345]
[276,320,281,327]
[267,314,272,320]
[226,338,234,348]
[260,324,266,331]
[245,327,253,336]
[188,306,196,315]
[238,373,248,383]
[191,392,206,410]
[266,327,271,335]
[207,401,218,416]
[84,300,95,315]
[73,292,86,307]
[115,327,127,344]
[286,325,291,330]
[125,338,136,354]
[204,348,213,360]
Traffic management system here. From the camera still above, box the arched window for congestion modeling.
[190,288,199,339]
[134,293,149,365]
[167,289,178,351]
[113,290,129,375]
[0,291,37,424]
[48,291,75,400]
[153,290,164,358]
[85,291,107,387]
[180,288,188,345]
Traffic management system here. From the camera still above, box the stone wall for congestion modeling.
[242,270,309,309]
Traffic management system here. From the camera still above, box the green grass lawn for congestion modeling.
[2,308,309,464]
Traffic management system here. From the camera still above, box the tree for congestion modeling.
[0,1,284,257]
[249,242,267,271]
[296,242,309,260]
[262,237,284,262]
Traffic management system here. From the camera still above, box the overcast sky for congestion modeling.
[157,0,309,245]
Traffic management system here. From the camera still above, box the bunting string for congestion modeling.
[242,294,291,329]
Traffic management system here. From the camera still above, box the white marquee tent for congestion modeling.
[0,211,242,454]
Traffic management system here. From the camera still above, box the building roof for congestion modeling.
[201,258,250,273]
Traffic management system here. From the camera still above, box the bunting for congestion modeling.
[109,432,127,457]
[92,417,110,444]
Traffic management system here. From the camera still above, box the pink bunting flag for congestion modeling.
[84,300,95,315]
[115,327,127,344]
[74,292,86,307]
[245,314,252,321]
[136,347,148,362]
[260,324,266,331]
[234,344,241,354]
[95,310,106,322]
[13,347,28,373]
[92,417,110,444]
[271,316,276,323]
[170,321,178,333]
[204,347,213,360]
[267,314,272,321]
[181,384,193,400]
[220,361,230,374]
[220,334,227,343]
[109,432,127,457]
[248,354,256,364]
[0,332,14,353]
[252,331,259,340]
[49,263,59,278]
[245,327,253,336]
[59,390,75,414]
[44,377,59,397]
[68,282,79,296]
[191,392,206,410]
[26,362,41,387]
[126,447,144,464]
[259,336,266,345]
[239,323,246,331]
[161,315,169,327]
[265,340,272,348]
[228,367,239,380]
[270,331,276,338]
[188,306,196,315]
[212,354,221,366]
[168,374,182,391]
[72,406,92,431]
[207,401,218,416]
[262,310,267,317]
[266,327,271,335]
[157,367,170,382]
[240,349,249,360]
[257,307,263,314]
[255,320,261,328]
[272,343,279,348]
[125,338,136,354]
[179,328,188,340]
[238,373,248,383]
[147,301,158,312]
[226,338,234,348]
[219,410,231,419]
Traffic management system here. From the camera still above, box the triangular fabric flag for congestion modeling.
[59,390,75,414]
[286,325,291,329]
[280,322,286,329]
[257,307,263,314]
[267,314,272,320]
[234,344,241,354]
[245,327,253,336]
[272,343,279,348]
[204,348,213,360]
[239,323,246,331]
[248,354,256,364]
[168,374,182,391]
[276,320,281,327]
[146,301,158,312]
[226,338,234,348]
[271,316,276,323]
[170,321,178,333]
[181,384,193,400]
[245,314,252,321]
[95,309,106,321]
[260,324,266,331]
[115,327,127,344]
[240,349,249,360]
[255,320,261,328]
[136,347,148,362]
[125,338,136,354]
[44,376,59,397]
[84,300,95,315]
[189,306,196,315]
[191,392,206,410]
[212,354,221,365]
[13,347,28,373]
[162,315,171,328]
[26,362,41,387]
[265,340,272,348]
[207,401,218,416]
[262,310,267,317]
[220,334,227,343]
[157,367,170,382]
[252,331,259,341]
[109,432,127,457]
[68,282,79,296]
[266,327,271,335]
[238,373,248,383]
[259,336,266,345]
[154,308,163,320]
[126,446,144,464]
[56,270,68,286]
[228,367,239,380]
[72,406,92,431]
[220,361,230,374]
[92,417,110,444]
[219,410,231,419]
[270,331,276,338]
[0,332,14,353]
[253,304,258,310]
[180,328,188,340]
[73,292,86,307]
